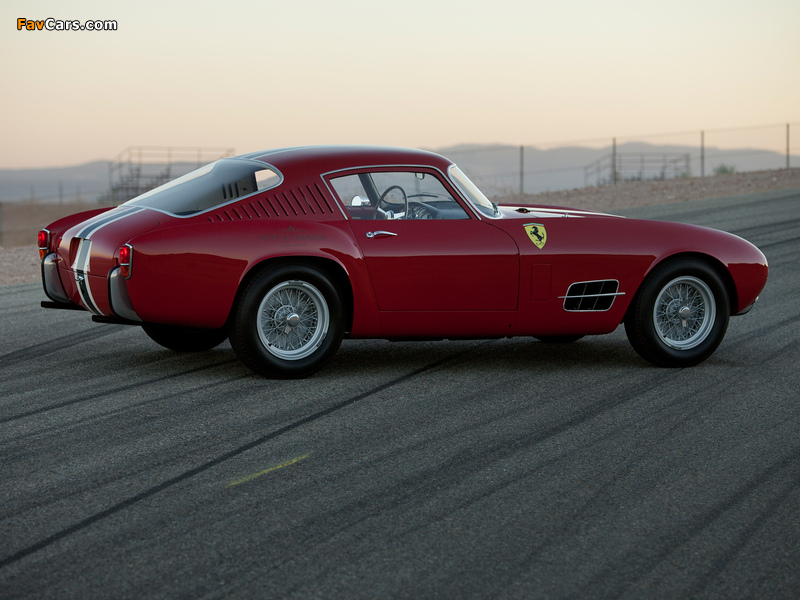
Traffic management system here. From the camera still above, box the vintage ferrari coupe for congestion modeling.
[38,146,768,378]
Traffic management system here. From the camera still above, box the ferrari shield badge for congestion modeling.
[524,223,547,249]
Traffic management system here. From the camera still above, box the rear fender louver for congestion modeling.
[561,280,624,312]
[207,184,335,222]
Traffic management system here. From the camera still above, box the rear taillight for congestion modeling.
[119,244,133,278]
[38,229,51,259]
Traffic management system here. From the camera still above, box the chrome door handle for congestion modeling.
[366,231,398,238]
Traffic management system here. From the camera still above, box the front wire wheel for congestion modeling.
[625,258,729,367]
[230,265,344,378]
[653,276,715,350]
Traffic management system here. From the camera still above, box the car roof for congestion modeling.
[236,145,455,175]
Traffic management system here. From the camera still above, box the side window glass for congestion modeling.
[330,174,374,220]
[331,171,469,220]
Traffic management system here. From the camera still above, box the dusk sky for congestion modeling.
[2,0,798,168]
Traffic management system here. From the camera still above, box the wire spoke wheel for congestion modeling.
[624,258,729,368]
[257,281,330,360]
[230,265,344,378]
[653,276,715,350]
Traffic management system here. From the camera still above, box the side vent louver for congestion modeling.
[207,184,335,222]
[562,280,622,312]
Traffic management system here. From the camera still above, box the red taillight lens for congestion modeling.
[38,229,50,259]
[119,244,133,278]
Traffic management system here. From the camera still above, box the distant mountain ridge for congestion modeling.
[0,161,203,204]
[434,142,796,195]
[0,143,795,202]
[0,161,110,203]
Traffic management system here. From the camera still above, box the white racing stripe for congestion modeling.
[75,207,144,241]
[71,207,145,314]
[74,239,101,315]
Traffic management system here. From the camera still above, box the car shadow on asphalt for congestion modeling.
[118,325,648,381]
[323,334,646,378]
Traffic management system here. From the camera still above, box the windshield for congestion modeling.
[448,165,498,218]
[123,158,281,216]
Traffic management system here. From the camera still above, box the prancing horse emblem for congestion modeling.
[524,223,547,249]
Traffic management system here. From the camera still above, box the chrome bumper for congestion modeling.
[736,296,759,316]
[41,252,69,303]
[108,267,142,322]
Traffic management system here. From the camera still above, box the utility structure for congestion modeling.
[105,146,234,204]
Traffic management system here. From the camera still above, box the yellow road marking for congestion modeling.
[227,452,313,487]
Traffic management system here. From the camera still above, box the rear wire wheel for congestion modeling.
[624,258,729,367]
[229,265,344,378]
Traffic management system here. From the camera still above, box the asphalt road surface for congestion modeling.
[1,189,798,599]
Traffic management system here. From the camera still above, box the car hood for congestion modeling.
[496,205,623,220]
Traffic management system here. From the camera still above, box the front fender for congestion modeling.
[630,221,768,314]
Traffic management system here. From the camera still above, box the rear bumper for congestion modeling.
[41,252,69,303]
[41,253,141,322]
[108,267,141,322]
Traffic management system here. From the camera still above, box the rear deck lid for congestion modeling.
[60,206,160,274]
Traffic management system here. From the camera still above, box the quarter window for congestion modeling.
[124,158,281,216]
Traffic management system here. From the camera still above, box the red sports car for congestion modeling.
[38,146,768,377]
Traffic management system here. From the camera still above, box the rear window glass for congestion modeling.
[123,158,281,216]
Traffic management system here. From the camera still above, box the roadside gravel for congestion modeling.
[0,246,40,286]
[3,167,799,287]
[498,166,800,212]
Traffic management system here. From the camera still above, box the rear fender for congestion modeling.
[125,219,380,332]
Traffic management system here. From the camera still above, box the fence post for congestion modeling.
[701,130,705,177]
[787,123,791,169]
[0,202,3,248]
[612,138,617,185]
[519,145,524,195]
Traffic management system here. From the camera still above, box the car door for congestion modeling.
[329,169,520,314]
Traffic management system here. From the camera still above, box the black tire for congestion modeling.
[229,265,344,378]
[534,335,584,343]
[624,257,729,367]
[142,324,228,352]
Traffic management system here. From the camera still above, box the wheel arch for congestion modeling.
[625,251,738,322]
[229,255,354,334]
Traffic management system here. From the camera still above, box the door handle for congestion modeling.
[366,231,398,238]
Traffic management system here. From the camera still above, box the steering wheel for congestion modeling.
[375,185,408,220]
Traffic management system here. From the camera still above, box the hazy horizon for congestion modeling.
[2,140,795,202]
[2,0,798,170]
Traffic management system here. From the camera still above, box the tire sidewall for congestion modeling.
[230,265,343,378]
[626,258,729,367]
